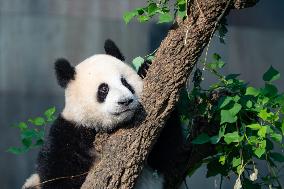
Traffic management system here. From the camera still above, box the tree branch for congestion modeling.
[81,0,259,188]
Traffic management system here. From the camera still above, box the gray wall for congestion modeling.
[0,0,283,188]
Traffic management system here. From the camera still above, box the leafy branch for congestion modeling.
[7,107,56,154]
[189,54,284,189]
[123,0,188,24]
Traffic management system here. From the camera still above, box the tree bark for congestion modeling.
[81,0,258,188]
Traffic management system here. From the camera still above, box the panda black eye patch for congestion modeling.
[121,77,135,94]
[97,83,109,103]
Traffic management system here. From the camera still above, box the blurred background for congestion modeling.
[0,0,283,188]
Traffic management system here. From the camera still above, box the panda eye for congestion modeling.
[97,83,109,103]
[121,77,135,94]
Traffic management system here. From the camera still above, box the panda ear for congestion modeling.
[54,58,76,88]
[104,39,125,61]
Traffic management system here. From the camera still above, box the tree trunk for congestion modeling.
[81,0,258,188]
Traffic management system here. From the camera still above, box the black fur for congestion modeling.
[138,59,185,176]
[137,59,152,79]
[104,39,125,61]
[97,83,109,103]
[36,116,96,189]
[147,110,183,174]
[54,58,76,88]
[121,77,135,94]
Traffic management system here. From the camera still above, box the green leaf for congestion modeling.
[138,15,150,22]
[246,100,252,108]
[7,147,27,155]
[44,107,56,121]
[254,148,265,158]
[212,53,221,61]
[177,1,187,18]
[158,12,172,23]
[35,139,44,147]
[178,9,187,18]
[29,117,45,126]
[257,126,267,138]
[263,66,280,82]
[232,95,240,102]
[225,74,240,80]
[254,140,266,158]
[132,56,145,71]
[220,103,241,124]
[224,132,242,144]
[217,17,228,44]
[258,109,273,121]
[123,11,137,24]
[245,87,259,97]
[270,133,282,143]
[247,123,262,130]
[17,122,28,130]
[270,152,284,162]
[210,126,226,144]
[22,138,32,148]
[282,120,284,135]
[136,8,145,15]
[219,155,226,165]
[192,133,211,144]
[248,136,259,144]
[218,96,232,109]
[146,55,155,61]
[147,3,159,15]
[261,83,278,97]
[21,130,37,139]
[220,110,237,124]
[177,0,186,5]
[230,103,242,115]
[207,61,225,70]
[232,157,241,168]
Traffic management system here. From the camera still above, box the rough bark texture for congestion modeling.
[81,0,258,188]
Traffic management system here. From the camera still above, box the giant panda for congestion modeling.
[22,39,172,189]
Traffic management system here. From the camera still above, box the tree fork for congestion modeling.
[81,0,258,188]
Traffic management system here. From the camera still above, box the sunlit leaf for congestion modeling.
[123,11,137,24]
[132,56,145,71]
[245,87,259,97]
[224,132,242,144]
[158,12,172,23]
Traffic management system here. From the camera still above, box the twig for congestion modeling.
[32,171,89,188]
[203,0,232,69]
[195,0,206,21]
[184,178,189,189]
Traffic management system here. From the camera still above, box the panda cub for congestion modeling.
[22,40,164,189]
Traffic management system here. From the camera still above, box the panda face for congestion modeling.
[61,54,143,132]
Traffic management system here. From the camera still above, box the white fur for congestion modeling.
[62,54,143,131]
[22,173,41,189]
[22,55,163,189]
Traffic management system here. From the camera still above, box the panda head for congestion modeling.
[55,40,143,132]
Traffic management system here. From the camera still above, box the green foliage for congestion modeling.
[217,17,228,44]
[263,66,280,82]
[187,54,284,188]
[132,56,145,71]
[123,0,187,24]
[7,107,56,154]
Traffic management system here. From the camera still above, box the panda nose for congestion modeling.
[118,98,133,106]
